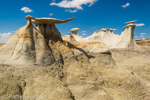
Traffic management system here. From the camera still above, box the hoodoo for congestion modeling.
[71,28,85,42]
[0,16,75,66]
[32,16,75,42]
[71,28,79,35]
[71,20,138,48]
[117,20,137,48]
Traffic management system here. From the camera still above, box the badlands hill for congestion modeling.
[0,16,150,100]
[70,20,137,49]
[136,39,150,46]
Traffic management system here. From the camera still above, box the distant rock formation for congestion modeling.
[136,39,150,46]
[0,43,4,50]
[71,20,137,48]
[62,34,76,42]
[71,28,79,35]
[71,28,85,42]
[62,32,110,54]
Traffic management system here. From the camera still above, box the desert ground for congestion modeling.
[0,41,150,100]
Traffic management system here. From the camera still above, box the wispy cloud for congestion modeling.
[121,3,130,8]
[65,9,77,13]
[135,23,145,26]
[11,31,15,32]
[112,29,117,31]
[50,0,98,12]
[140,33,146,39]
[141,33,146,35]
[109,28,118,31]
[0,32,12,43]
[140,35,143,37]
[21,7,33,13]
[81,31,86,33]
[49,13,53,16]
[83,33,86,35]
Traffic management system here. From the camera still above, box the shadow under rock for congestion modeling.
[67,42,95,59]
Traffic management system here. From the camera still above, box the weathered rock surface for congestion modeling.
[0,65,74,100]
[110,46,150,99]
[32,16,75,42]
[136,39,150,46]
[0,16,150,100]
[31,17,75,25]
[0,43,4,50]
[71,28,85,42]
[71,21,137,49]
[0,45,150,100]
[62,34,76,42]
[0,17,55,66]
[71,28,79,35]
[0,16,75,66]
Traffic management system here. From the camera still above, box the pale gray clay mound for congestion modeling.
[71,20,137,49]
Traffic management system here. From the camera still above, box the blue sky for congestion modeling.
[0,0,150,43]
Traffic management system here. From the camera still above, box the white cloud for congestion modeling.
[109,28,117,31]
[0,32,12,43]
[65,9,77,13]
[134,36,137,38]
[140,35,144,37]
[21,7,33,13]
[121,3,130,8]
[141,33,146,35]
[81,31,86,33]
[112,29,117,31]
[135,23,145,26]
[83,33,86,35]
[50,0,98,12]
[80,36,83,38]
[49,13,53,16]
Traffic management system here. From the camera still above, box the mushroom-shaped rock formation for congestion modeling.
[116,20,137,48]
[0,16,75,66]
[68,33,71,35]
[70,28,85,42]
[71,20,138,49]
[71,28,79,35]
[125,20,137,24]
[31,17,75,25]
[0,16,55,66]
[32,16,75,43]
